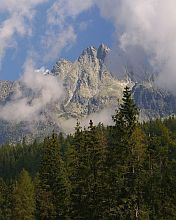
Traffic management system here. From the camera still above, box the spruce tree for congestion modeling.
[12,169,36,220]
[69,121,85,218]
[71,121,109,219]
[86,121,109,219]
[0,178,7,219]
[0,178,12,220]
[110,86,144,218]
[126,126,149,219]
[144,120,176,219]
[38,133,71,219]
[113,86,138,135]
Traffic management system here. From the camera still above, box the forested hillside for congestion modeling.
[1,87,176,219]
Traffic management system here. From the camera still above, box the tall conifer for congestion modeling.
[38,133,71,219]
[72,121,109,219]
[110,86,146,218]
[12,169,36,220]
[0,178,12,220]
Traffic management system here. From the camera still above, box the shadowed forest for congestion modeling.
[1,87,176,219]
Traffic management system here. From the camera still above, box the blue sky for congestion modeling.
[0,0,175,90]
[0,1,114,80]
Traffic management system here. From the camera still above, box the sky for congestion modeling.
[1,0,176,90]
[0,1,114,80]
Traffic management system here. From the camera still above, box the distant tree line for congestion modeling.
[1,86,176,219]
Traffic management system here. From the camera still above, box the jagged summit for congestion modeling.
[51,43,126,118]
[0,43,176,143]
[81,46,97,56]
[97,44,111,61]
[78,44,110,62]
[52,44,111,71]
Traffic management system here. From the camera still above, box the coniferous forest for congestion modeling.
[1,87,176,219]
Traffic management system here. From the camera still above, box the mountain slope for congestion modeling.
[0,44,176,143]
[52,44,127,118]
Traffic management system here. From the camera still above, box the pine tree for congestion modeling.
[109,86,145,218]
[86,121,109,219]
[71,120,109,219]
[69,120,85,218]
[126,126,149,219]
[0,178,12,220]
[110,86,139,184]
[113,86,138,136]
[144,120,176,219]
[0,178,7,219]
[12,169,36,220]
[37,133,71,219]
[35,173,56,219]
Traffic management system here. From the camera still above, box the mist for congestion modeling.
[0,59,64,122]
[60,108,115,134]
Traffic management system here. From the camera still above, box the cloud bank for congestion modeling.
[0,0,94,67]
[43,0,95,62]
[96,0,176,89]
[0,59,64,122]
[60,108,114,134]
[0,0,49,67]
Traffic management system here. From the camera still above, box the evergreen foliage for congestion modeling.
[12,169,36,219]
[0,178,12,219]
[37,133,71,219]
[1,87,176,219]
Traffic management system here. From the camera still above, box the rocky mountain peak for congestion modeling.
[79,46,97,59]
[77,47,96,67]
[51,58,73,77]
[97,43,110,61]
[0,43,176,143]
[78,44,110,64]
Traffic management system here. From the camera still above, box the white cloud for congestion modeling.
[45,0,176,90]
[0,0,96,69]
[42,26,77,62]
[60,108,114,134]
[96,0,176,89]
[0,0,96,123]
[0,0,48,67]
[41,0,95,62]
[47,0,95,26]
[79,20,93,31]
[0,58,64,122]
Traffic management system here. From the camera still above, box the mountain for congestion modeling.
[52,44,127,118]
[0,44,176,144]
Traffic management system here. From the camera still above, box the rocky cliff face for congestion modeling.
[52,44,128,118]
[0,44,176,143]
[132,82,176,120]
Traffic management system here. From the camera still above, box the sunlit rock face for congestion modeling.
[52,44,127,118]
[0,44,176,143]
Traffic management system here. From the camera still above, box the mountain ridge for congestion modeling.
[0,44,176,143]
